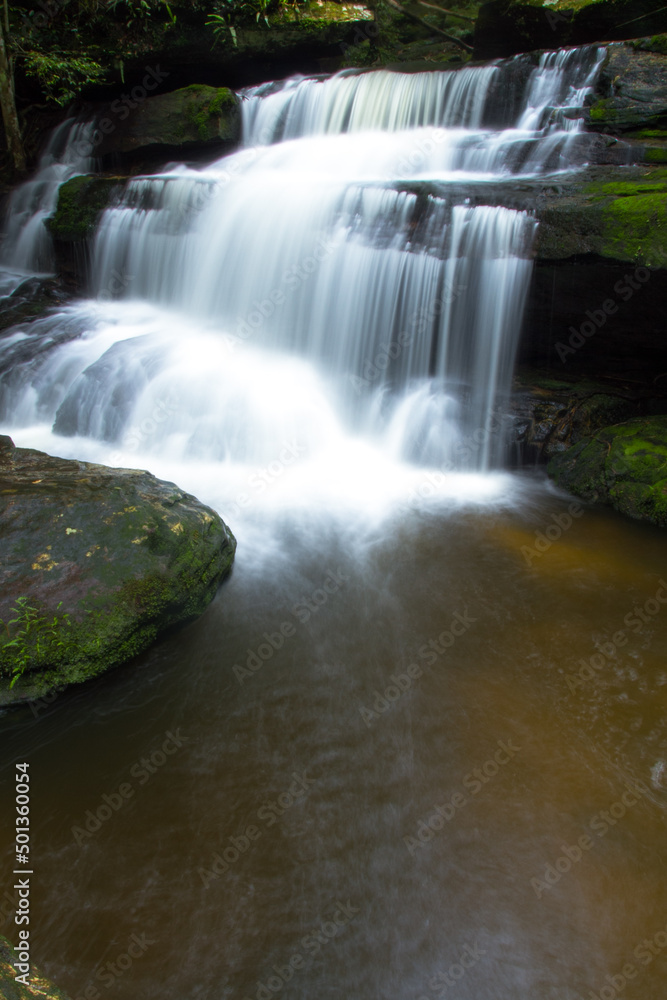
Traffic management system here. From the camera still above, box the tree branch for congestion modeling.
[416,1,475,23]
[383,0,474,52]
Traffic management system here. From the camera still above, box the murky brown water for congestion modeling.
[2,474,666,1000]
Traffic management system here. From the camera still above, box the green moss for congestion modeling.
[183,86,237,142]
[46,175,119,242]
[631,33,667,54]
[1,934,72,1000]
[601,190,667,265]
[549,417,667,526]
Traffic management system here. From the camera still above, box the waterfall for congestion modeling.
[0,120,92,296]
[0,46,605,520]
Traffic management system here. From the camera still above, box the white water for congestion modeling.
[0,120,92,296]
[0,46,605,541]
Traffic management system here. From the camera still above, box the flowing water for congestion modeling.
[1,45,667,1000]
[0,120,92,296]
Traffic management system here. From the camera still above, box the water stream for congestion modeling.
[1,45,666,1000]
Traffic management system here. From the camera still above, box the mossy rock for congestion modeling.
[45,176,120,243]
[0,436,236,705]
[535,165,667,266]
[0,934,72,1000]
[548,416,667,525]
[97,85,241,157]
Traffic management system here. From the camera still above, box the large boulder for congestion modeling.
[0,436,235,705]
[1,935,72,1000]
[548,415,667,524]
[96,85,241,164]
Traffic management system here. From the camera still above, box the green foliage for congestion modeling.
[24,50,105,105]
[206,0,300,46]
[105,0,177,29]
[0,597,72,688]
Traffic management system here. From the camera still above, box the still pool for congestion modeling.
[1,476,666,1000]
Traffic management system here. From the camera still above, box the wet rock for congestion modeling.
[509,369,657,462]
[586,38,667,132]
[0,277,70,333]
[0,436,236,706]
[0,934,72,1000]
[547,415,667,525]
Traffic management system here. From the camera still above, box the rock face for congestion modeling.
[586,37,667,132]
[0,436,235,705]
[474,0,667,59]
[0,934,72,1000]
[548,416,667,525]
[96,85,241,164]
[535,166,667,266]
[510,370,667,461]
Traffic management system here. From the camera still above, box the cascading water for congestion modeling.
[0,45,605,535]
[0,120,92,295]
[6,48,667,1000]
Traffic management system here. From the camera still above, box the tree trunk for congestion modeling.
[0,22,26,173]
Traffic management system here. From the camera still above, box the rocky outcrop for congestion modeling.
[46,176,121,244]
[510,369,667,460]
[474,0,667,59]
[0,934,72,1000]
[586,37,667,132]
[509,372,667,526]
[96,85,241,165]
[87,0,377,96]
[535,166,667,266]
[0,436,235,705]
[547,415,667,525]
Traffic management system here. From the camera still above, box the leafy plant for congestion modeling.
[206,7,239,47]
[1,596,72,688]
[24,50,105,105]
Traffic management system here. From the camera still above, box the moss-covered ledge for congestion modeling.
[45,176,121,244]
[536,166,667,265]
[548,416,667,526]
[0,436,236,706]
[1,934,72,1000]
